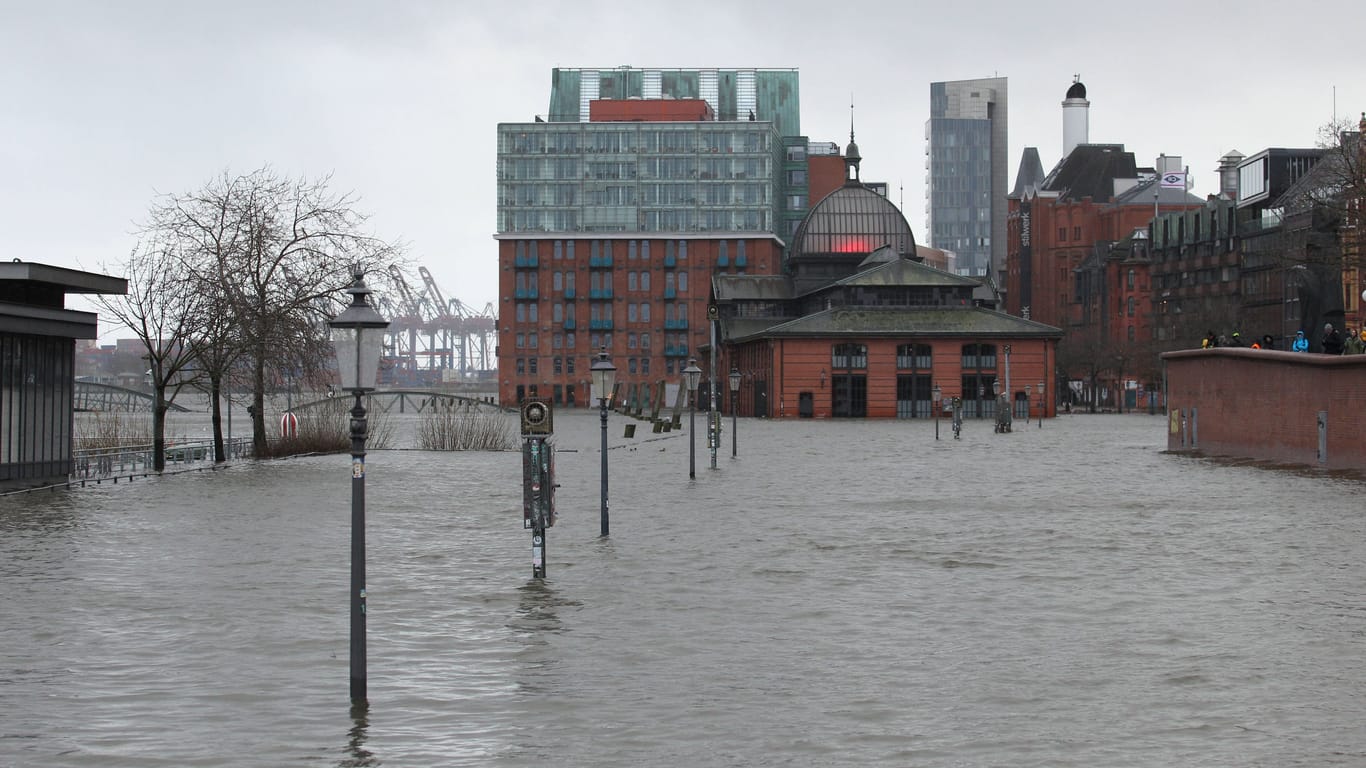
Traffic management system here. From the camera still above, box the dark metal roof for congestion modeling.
[729,305,1062,342]
[1066,80,1087,100]
[0,261,127,295]
[712,274,794,301]
[1040,144,1137,203]
[824,255,981,292]
[1111,176,1204,207]
[1010,147,1047,198]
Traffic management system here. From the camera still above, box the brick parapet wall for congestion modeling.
[1162,348,1366,470]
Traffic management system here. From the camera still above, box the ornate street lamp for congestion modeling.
[683,358,702,479]
[728,367,741,458]
[1038,380,1045,428]
[590,347,616,537]
[328,269,389,707]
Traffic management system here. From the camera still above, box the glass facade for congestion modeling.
[547,68,801,137]
[498,121,785,236]
[791,186,916,259]
[926,78,1008,279]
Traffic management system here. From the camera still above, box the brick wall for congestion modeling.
[1162,348,1366,470]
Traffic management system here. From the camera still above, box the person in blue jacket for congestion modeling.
[1292,330,1309,352]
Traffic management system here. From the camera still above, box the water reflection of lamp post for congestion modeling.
[328,269,390,707]
[933,383,941,440]
[590,348,616,537]
[683,358,701,479]
[728,367,741,458]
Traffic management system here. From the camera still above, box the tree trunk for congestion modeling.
[210,377,225,463]
[153,392,167,472]
[252,354,267,456]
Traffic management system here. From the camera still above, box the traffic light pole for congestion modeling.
[520,401,555,579]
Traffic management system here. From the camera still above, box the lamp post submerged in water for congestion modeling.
[728,367,741,458]
[590,348,616,536]
[683,358,701,479]
[328,269,389,707]
[933,383,941,440]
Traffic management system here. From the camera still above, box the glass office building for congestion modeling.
[926,78,1008,280]
[497,120,786,236]
[498,68,808,240]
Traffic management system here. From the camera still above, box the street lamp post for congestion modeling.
[590,348,616,537]
[728,367,741,458]
[1038,380,1045,428]
[683,358,701,479]
[328,269,390,707]
[933,383,941,440]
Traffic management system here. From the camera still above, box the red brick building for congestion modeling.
[496,234,783,406]
[716,143,1062,420]
[1007,144,1203,407]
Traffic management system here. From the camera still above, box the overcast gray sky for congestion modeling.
[5,0,1365,340]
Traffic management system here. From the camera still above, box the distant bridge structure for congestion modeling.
[377,265,497,388]
[74,381,190,413]
[294,390,513,415]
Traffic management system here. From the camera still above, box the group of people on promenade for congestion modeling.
[1202,324,1366,354]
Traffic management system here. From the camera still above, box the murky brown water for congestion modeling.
[3,413,1363,767]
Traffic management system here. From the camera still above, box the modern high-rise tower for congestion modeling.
[925,77,1008,285]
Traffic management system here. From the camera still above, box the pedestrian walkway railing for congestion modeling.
[70,438,253,481]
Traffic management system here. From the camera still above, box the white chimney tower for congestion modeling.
[1062,75,1089,159]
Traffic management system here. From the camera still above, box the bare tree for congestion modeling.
[96,239,204,471]
[147,167,403,456]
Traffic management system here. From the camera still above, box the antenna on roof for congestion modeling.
[849,94,856,144]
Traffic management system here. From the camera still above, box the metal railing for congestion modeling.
[70,438,252,481]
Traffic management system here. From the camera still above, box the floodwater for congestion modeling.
[2,412,1364,767]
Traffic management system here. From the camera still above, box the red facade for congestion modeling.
[497,235,783,407]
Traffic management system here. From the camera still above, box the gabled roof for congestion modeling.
[712,273,794,302]
[728,305,1062,342]
[1112,176,1203,207]
[1040,144,1138,202]
[815,254,981,294]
